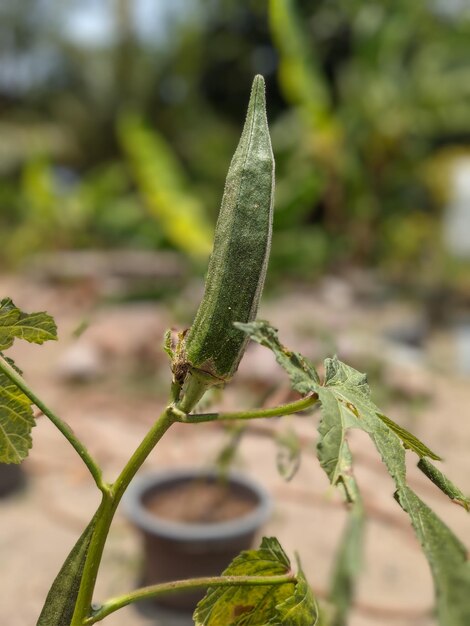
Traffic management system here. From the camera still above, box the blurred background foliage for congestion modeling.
[1,0,469,286]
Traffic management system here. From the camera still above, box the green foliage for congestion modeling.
[397,488,470,626]
[234,321,319,394]
[118,114,213,260]
[268,0,470,275]
[239,320,470,625]
[418,458,470,511]
[376,413,441,461]
[36,517,97,626]
[2,1,467,278]
[194,537,318,626]
[0,298,57,350]
[0,299,57,463]
[0,368,36,464]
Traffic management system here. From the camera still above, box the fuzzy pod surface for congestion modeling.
[184,75,274,382]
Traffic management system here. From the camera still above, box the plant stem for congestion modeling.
[112,406,176,501]
[181,393,318,424]
[0,354,105,491]
[71,406,176,625]
[84,574,296,624]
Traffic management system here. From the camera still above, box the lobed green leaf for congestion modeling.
[235,320,319,394]
[0,298,57,351]
[194,537,318,626]
[0,368,35,463]
[269,564,319,626]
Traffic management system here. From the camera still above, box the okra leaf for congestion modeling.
[0,298,57,351]
[0,301,57,463]
[36,516,96,626]
[377,413,441,460]
[236,320,319,394]
[242,322,470,625]
[0,369,35,463]
[418,458,470,511]
[269,563,319,626]
[397,487,470,626]
[328,499,364,626]
[316,376,360,503]
[316,358,470,625]
[194,537,318,626]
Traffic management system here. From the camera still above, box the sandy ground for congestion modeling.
[1,271,469,626]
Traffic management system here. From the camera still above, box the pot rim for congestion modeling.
[122,468,272,541]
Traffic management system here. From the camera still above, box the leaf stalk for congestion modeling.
[84,573,296,624]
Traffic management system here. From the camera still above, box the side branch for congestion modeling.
[0,355,105,492]
[84,574,296,624]
[180,393,318,424]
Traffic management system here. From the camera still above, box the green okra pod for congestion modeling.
[180,74,274,386]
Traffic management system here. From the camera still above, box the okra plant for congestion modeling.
[1,75,469,626]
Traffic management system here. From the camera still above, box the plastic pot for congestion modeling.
[0,464,25,497]
[122,468,272,612]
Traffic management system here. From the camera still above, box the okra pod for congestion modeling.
[180,75,274,386]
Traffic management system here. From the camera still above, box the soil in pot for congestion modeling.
[144,478,257,524]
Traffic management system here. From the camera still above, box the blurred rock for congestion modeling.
[57,342,105,383]
[383,314,429,349]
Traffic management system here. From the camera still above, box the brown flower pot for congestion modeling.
[0,464,25,497]
[122,468,272,613]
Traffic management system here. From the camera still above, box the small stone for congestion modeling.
[57,342,105,383]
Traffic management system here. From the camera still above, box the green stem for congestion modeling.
[112,406,176,501]
[71,406,176,625]
[181,393,318,424]
[71,380,207,625]
[0,354,105,491]
[84,574,296,624]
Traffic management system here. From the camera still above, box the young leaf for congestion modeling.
[194,537,318,626]
[236,320,319,394]
[0,298,57,351]
[397,487,470,626]
[36,516,96,626]
[0,369,35,463]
